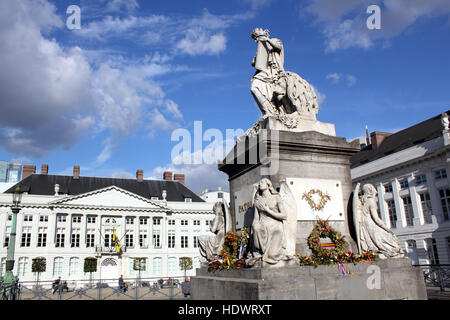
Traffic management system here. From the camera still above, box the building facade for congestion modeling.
[351,111,450,265]
[199,187,230,204]
[0,161,22,193]
[0,167,214,285]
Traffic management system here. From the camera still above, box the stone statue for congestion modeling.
[441,112,449,131]
[353,183,404,259]
[246,178,296,267]
[199,199,232,262]
[250,28,319,124]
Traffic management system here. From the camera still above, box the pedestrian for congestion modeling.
[118,275,127,293]
[181,277,191,298]
[52,276,61,294]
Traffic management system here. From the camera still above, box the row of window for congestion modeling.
[385,189,448,228]
[0,256,201,278]
[384,169,447,193]
[404,237,450,265]
[4,228,202,249]
[10,214,208,227]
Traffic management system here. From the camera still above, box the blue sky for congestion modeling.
[0,0,449,193]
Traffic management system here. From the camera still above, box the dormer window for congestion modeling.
[184,197,192,203]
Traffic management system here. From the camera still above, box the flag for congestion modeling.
[112,229,121,253]
[338,263,346,276]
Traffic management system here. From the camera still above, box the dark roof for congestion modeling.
[4,174,204,202]
[351,111,448,168]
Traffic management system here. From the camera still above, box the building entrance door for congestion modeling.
[101,258,118,283]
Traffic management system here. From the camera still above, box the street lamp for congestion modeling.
[1,186,22,300]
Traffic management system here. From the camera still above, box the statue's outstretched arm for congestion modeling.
[369,203,393,234]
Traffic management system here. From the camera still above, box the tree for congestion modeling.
[133,257,147,281]
[31,257,46,286]
[179,257,193,277]
[84,257,97,287]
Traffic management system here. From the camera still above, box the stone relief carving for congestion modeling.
[246,178,297,267]
[353,183,404,259]
[198,199,232,263]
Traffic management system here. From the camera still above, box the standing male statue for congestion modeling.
[250,28,320,121]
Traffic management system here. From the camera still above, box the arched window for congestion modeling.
[53,257,64,277]
[1,257,6,276]
[18,257,29,276]
[168,257,177,276]
[425,238,440,265]
[405,240,418,265]
[69,257,79,276]
[153,258,162,275]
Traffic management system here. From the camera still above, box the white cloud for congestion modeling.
[326,73,341,82]
[0,0,94,156]
[176,29,227,56]
[303,0,450,52]
[326,73,357,87]
[243,0,274,10]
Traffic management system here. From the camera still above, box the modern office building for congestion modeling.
[351,111,450,265]
[0,166,214,285]
[0,161,22,193]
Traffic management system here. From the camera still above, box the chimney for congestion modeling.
[73,165,80,179]
[370,131,392,149]
[22,165,36,179]
[163,171,173,180]
[174,173,185,185]
[136,169,144,182]
[41,164,48,175]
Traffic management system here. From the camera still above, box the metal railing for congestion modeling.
[11,276,190,301]
[0,279,20,301]
[413,264,450,292]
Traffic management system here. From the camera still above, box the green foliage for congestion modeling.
[32,257,46,273]
[83,257,98,273]
[208,231,247,272]
[179,257,193,272]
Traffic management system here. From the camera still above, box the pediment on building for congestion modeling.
[49,185,167,209]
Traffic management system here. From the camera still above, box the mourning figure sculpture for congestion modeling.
[199,199,232,262]
[353,183,404,259]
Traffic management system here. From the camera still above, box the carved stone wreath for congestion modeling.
[302,189,331,211]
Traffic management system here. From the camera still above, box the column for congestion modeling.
[48,211,57,247]
[80,213,87,248]
[392,178,407,228]
[95,214,101,250]
[376,183,390,228]
[30,210,39,248]
[408,175,424,226]
[426,170,444,224]
[66,213,72,248]
[161,214,167,249]
[0,209,6,248]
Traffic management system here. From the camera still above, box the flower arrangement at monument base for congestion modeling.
[207,231,247,272]
[296,218,379,267]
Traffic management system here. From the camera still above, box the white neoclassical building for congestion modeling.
[351,111,450,265]
[199,187,230,204]
[0,167,214,284]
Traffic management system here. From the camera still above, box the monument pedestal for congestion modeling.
[219,129,361,255]
[191,258,427,300]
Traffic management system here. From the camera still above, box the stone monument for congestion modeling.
[190,28,427,300]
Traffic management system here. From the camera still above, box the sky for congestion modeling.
[0,0,449,193]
